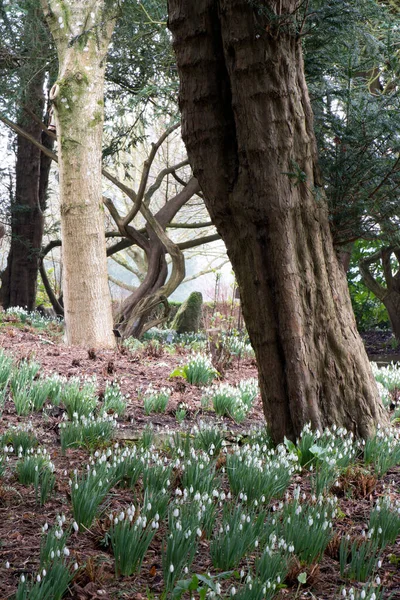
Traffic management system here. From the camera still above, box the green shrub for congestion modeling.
[170,353,218,386]
[61,376,97,419]
[142,384,171,415]
[109,504,157,577]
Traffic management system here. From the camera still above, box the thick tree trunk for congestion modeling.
[169,0,387,442]
[42,0,116,348]
[0,78,46,311]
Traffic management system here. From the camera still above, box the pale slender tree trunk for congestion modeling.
[169,0,388,442]
[41,0,116,348]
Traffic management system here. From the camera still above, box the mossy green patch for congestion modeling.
[171,292,203,334]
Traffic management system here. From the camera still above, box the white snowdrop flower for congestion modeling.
[173,508,179,517]
[197,528,202,537]
[376,576,381,585]
[21,575,25,583]
[37,574,41,583]
[64,547,70,556]
[74,562,79,571]
[377,560,382,568]
[360,591,366,599]
[5,561,9,569]
[56,550,61,557]
[231,587,236,596]
[342,589,346,597]
[73,521,79,532]
[42,569,47,577]
[169,564,174,573]
[184,567,188,574]
[240,570,245,578]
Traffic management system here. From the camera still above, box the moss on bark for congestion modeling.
[171,291,203,334]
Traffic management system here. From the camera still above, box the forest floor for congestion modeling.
[0,316,399,600]
[361,331,397,361]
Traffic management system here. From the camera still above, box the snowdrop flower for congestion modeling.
[169,564,174,573]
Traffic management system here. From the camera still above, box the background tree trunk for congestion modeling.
[382,292,400,341]
[0,76,46,311]
[169,0,387,442]
[42,0,116,348]
[360,247,400,343]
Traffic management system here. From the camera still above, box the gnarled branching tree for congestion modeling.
[0,113,219,338]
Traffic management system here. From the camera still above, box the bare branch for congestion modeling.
[381,247,394,289]
[359,251,388,300]
[155,177,201,226]
[103,196,124,228]
[144,158,189,206]
[102,168,137,201]
[183,258,229,284]
[108,274,137,292]
[39,263,64,316]
[0,113,58,162]
[178,233,220,251]
[167,220,213,229]
[122,122,180,226]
